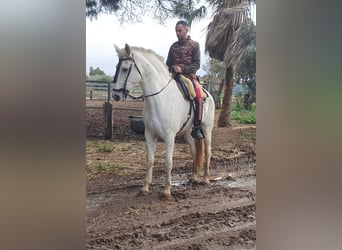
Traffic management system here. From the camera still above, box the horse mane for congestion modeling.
[130,46,165,65]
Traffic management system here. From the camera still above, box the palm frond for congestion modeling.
[205,0,252,66]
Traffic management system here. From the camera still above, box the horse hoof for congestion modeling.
[203,178,210,185]
[161,191,171,200]
[139,187,149,196]
[160,194,171,200]
[190,176,201,184]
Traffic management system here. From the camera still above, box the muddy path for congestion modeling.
[86,100,256,249]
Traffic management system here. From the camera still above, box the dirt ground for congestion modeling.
[86,99,256,249]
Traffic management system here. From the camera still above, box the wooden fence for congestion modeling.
[86,80,112,101]
[86,80,112,139]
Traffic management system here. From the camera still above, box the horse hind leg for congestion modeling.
[141,132,157,195]
[195,139,205,182]
[185,131,202,184]
[185,132,199,183]
[203,127,213,184]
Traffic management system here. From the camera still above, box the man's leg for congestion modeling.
[191,80,204,139]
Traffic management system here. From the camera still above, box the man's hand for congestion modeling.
[172,65,182,73]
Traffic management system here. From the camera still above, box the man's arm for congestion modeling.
[166,48,174,73]
[181,42,200,75]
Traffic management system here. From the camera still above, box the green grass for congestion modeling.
[231,101,256,124]
[86,140,116,153]
[86,140,119,179]
[86,163,98,180]
[86,161,118,180]
[97,142,116,153]
[99,161,118,171]
[240,130,253,140]
[86,140,97,147]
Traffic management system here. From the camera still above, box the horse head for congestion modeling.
[112,44,143,101]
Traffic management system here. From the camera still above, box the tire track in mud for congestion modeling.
[87,159,256,249]
[87,202,256,249]
[86,100,256,249]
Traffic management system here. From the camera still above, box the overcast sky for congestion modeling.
[86,15,212,77]
[86,5,255,77]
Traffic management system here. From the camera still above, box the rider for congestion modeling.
[166,20,204,139]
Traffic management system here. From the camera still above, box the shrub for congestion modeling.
[97,143,115,153]
[231,101,256,124]
[99,161,118,171]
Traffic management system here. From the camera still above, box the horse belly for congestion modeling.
[144,115,180,140]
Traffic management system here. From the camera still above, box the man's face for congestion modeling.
[175,24,188,40]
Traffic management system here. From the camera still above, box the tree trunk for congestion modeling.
[218,65,234,127]
[215,79,225,109]
[217,78,225,97]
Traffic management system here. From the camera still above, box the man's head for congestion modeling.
[175,20,189,41]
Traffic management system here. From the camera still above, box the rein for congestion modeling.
[113,55,173,99]
[113,51,194,133]
[143,78,173,98]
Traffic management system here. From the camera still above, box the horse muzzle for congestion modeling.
[112,89,128,101]
[113,93,122,101]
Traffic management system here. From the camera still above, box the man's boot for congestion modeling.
[191,98,204,139]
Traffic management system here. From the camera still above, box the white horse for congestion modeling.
[112,44,215,198]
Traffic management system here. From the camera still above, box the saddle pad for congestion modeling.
[179,74,207,100]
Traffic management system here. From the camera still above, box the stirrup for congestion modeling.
[191,127,204,139]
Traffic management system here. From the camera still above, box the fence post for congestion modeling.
[90,89,93,100]
[107,82,111,102]
[103,101,112,140]
[103,82,112,140]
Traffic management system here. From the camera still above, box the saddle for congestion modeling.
[175,74,207,101]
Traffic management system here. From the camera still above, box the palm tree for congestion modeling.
[205,0,254,127]
[86,0,255,127]
[172,1,207,29]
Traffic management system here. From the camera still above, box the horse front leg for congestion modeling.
[163,137,175,198]
[141,131,157,195]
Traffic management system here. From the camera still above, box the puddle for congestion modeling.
[172,173,190,187]
[225,178,256,189]
[86,194,105,211]
[87,161,256,211]
[171,163,256,190]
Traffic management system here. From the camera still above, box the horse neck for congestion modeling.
[134,51,170,95]
[133,51,186,115]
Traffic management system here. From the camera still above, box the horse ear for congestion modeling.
[125,43,131,56]
[114,44,120,54]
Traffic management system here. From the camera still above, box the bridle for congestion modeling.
[112,54,192,132]
[112,55,173,99]
[112,56,143,97]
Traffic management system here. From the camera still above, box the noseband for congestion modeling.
[112,56,143,95]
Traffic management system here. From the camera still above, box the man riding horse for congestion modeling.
[166,20,204,139]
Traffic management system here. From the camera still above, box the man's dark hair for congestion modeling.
[176,20,189,28]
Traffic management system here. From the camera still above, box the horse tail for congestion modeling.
[195,139,205,175]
